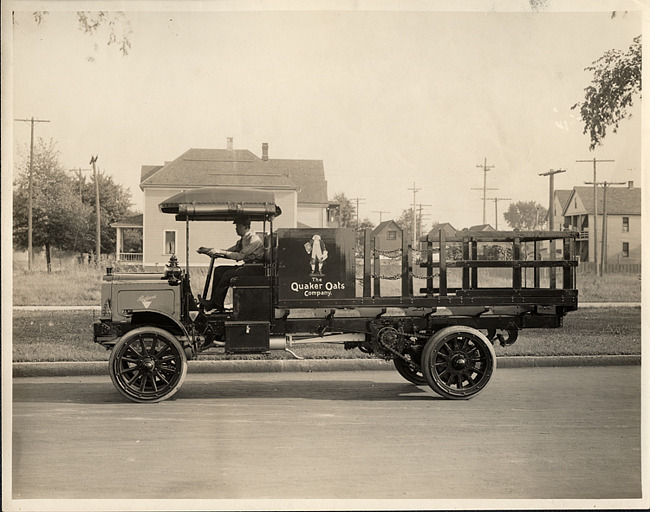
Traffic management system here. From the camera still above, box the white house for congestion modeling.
[138,139,335,268]
[562,182,641,264]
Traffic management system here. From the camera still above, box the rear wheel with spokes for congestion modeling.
[109,327,187,403]
[421,326,496,400]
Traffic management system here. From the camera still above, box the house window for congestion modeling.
[622,217,629,232]
[164,230,176,255]
[622,242,629,258]
[387,230,397,240]
[574,198,577,209]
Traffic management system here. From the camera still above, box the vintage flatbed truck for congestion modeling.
[93,187,579,403]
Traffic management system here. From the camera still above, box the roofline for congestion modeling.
[140,183,299,191]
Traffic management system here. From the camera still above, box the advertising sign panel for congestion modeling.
[276,228,355,301]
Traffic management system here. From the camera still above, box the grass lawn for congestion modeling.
[12,264,641,306]
[11,307,641,362]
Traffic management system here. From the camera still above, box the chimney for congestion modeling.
[227,137,233,151]
[628,180,634,189]
[262,142,269,161]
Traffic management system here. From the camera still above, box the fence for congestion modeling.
[577,262,641,274]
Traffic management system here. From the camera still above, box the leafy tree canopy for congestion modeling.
[503,201,547,231]
[13,139,92,264]
[331,192,356,228]
[572,35,641,150]
[32,11,132,60]
[13,138,134,261]
[396,208,429,246]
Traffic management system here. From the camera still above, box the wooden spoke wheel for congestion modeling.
[421,326,496,400]
[393,355,427,385]
[109,327,188,403]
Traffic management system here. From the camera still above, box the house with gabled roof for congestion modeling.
[426,222,457,240]
[370,220,402,252]
[139,138,335,268]
[467,223,495,232]
[562,181,641,264]
[553,190,572,230]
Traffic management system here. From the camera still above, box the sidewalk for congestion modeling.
[13,354,641,378]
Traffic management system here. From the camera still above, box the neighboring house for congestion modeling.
[370,220,402,252]
[426,222,457,240]
[553,190,572,230]
[139,139,336,268]
[111,214,143,264]
[562,181,641,264]
[467,224,495,232]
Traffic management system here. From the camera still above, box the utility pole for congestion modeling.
[407,183,421,248]
[14,116,51,270]
[417,203,432,242]
[475,158,495,224]
[472,186,498,225]
[539,168,565,288]
[576,158,614,275]
[486,197,510,230]
[539,169,566,231]
[90,156,100,265]
[372,210,390,223]
[585,180,626,275]
[350,197,365,231]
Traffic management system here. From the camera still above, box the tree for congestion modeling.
[355,217,376,246]
[572,35,641,150]
[13,139,92,271]
[32,11,132,61]
[395,208,427,247]
[79,170,133,255]
[331,192,356,228]
[503,201,547,231]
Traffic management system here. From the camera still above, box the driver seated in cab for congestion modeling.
[197,215,264,312]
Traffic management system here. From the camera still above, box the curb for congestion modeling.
[12,355,641,378]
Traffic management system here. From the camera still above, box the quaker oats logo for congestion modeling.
[138,294,157,308]
[304,234,328,276]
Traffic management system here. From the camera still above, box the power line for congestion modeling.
[585,180,626,275]
[539,168,566,288]
[475,158,495,224]
[407,183,421,247]
[90,155,101,264]
[576,158,615,275]
[372,210,390,223]
[417,203,432,240]
[485,197,510,230]
[14,116,51,271]
[538,169,566,230]
[349,197,366,230]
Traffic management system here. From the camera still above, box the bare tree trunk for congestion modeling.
[45,242,52,273]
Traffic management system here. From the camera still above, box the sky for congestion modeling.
[5,0,646,231]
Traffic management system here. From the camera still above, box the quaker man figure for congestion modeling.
[197,215,264,311]
[304,234,328,275]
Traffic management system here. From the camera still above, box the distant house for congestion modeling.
[467,224,495,232]
[370,220,402,252]
[426,222,457,240]
[562,181,641,264]
[139,139,337,268]
[111,214,143,264]
[553,190,572,230]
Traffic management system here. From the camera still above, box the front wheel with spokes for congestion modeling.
[421,326,496,400]
[109,327,188,403]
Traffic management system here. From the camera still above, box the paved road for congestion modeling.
[11,367,642,504]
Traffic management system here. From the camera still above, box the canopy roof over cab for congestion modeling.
[159,187,282,222]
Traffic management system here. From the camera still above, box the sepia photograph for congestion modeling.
[2,0,647,510]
